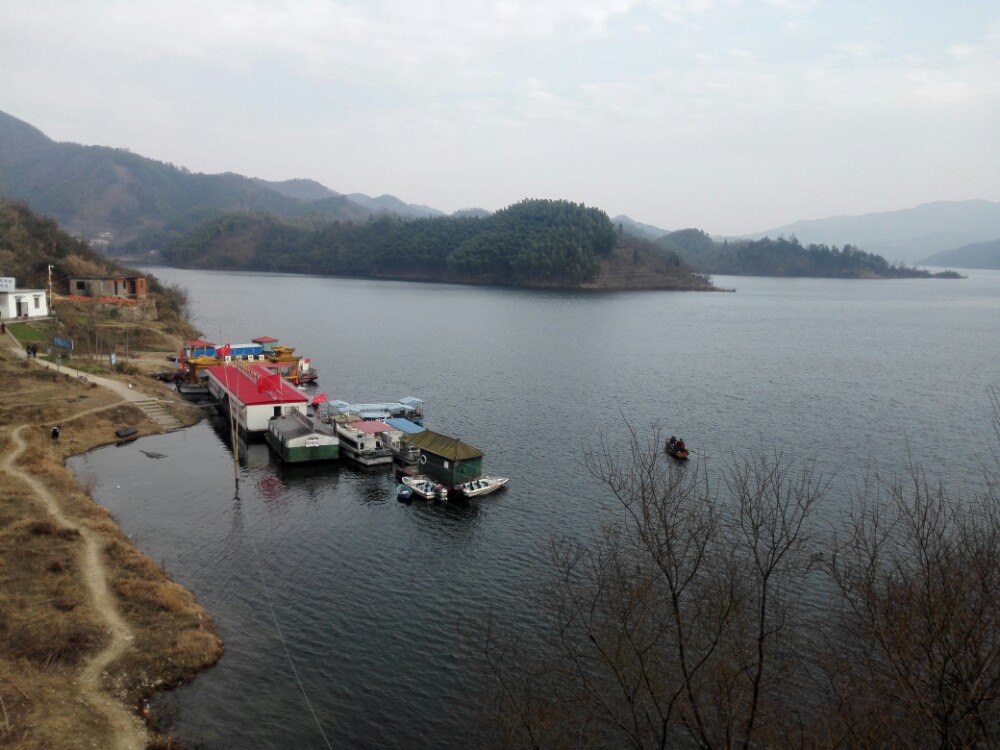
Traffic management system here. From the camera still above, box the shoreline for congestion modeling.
[0,333,222,749]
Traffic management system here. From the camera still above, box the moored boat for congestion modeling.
[335,420,393,466]
[266,411,339,463]
[401,475,447,500]
[458,475,509,498]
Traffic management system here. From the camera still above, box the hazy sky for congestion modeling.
[2,1,998,234]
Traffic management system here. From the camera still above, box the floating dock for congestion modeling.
[206,364,309,437]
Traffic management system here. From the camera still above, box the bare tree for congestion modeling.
[480,424,826,749]
[825,426,1000,747]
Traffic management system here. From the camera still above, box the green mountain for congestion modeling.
[161,199,715,290]
[741,200,1000,264]
[920,239,1000,270]
[0,110,369,247]
[654,229,959,279]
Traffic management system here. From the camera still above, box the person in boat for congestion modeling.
[676,439,686,453]
[667,436,677,451]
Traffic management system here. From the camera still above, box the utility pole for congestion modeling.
[47,264,53,314]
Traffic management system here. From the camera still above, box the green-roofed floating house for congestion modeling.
[401,429,484,493]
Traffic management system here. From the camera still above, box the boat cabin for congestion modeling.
[401,430,484,488]
[266,411,339,463]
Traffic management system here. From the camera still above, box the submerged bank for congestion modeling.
[0,338,222,749]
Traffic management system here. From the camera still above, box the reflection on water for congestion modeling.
[70,268,1000,748]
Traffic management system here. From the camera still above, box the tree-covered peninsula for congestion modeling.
[161,199,717,290]
[651,228,961,279]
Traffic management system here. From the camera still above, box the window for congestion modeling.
[273,406,281,417]
[76,281,85,291]
[444,460,450,469]
[33,296,40,309]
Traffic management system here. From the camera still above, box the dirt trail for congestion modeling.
[1,425,147,750]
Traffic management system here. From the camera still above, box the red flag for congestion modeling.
[216,343,231,357]
[257,372,281,393]
[312,392,327,405]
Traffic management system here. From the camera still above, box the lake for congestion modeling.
[69,268,1000,749]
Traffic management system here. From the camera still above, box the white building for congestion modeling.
[0,278,49,320]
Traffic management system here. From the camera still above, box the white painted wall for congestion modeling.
[0,289,49,319]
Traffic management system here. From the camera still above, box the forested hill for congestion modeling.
[0,199,187,315]
[0,110,370,245]
[161,199,716,290]
[920,239,1000,270]
[654,229,961,279]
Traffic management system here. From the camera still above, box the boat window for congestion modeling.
[273,406,281,417]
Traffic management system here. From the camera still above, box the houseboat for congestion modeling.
[385,417,424,464]
[176,337,318,393]
[400,430,485,496]
[206,364,309,437]
[266,410,339,463]
[324,399,425,422]
[335,420,394,466]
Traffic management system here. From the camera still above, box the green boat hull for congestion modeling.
[266,433,339,463]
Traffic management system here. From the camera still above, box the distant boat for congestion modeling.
[458,475,509,498]
[666,448,689,460]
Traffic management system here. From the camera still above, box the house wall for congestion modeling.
[421,453,483,486]
[0,291,49,319]
[243,402,307,432]
[70,277,148,299]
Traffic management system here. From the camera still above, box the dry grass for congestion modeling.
[0,346,221,748]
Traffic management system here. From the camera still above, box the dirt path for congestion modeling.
[1,425,147,750]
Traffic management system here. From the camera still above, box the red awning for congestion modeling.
[252,336,279,343]
[185,339,215,347]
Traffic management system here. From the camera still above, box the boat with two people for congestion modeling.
[666,435,689,460]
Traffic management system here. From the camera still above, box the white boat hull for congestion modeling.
[459,475,509,498]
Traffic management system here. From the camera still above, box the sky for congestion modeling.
[1,0,998,234]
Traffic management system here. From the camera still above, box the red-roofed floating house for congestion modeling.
[206,364,309,436]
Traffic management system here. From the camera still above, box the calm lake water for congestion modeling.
[69,268,1000,749]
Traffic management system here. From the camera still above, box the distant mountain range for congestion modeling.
[0,110,458,246]
[611,215,669,240]
[921,239,1000,270]
[0,109,992,274]
[741,200,1000,264]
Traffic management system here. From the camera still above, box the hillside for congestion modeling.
[0,199,194,336]
[656,229,960,279]
[921,239,1000,270]
[740,200,1000,263]
[345,193,445,219]
[611,214,669,241]
[0,110,369,247]
[162,199,715,290]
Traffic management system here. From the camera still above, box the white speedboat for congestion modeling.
[459,475,509,498]
[401,475,446,500]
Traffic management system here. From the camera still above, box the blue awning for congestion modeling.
[385,417,425,434]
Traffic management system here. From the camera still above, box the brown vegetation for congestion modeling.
[0,345,220,749]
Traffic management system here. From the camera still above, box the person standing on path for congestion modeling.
[1,321,6,335]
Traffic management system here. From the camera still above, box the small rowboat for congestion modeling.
[667,448,689,461]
